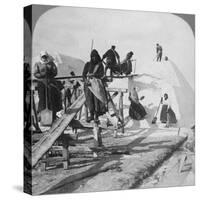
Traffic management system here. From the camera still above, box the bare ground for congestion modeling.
[32,127,188,195]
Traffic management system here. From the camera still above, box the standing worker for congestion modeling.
[82,49,107,122]
[34,51,63,123]
[102,45,120,76]
[156,43,163,62]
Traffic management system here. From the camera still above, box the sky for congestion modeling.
[32,6,195,89]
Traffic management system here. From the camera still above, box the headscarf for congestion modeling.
[90,49,101,64]
[40,51,54,64]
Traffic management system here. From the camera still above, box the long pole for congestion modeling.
[133,59,137,74]
[91,39,94,52]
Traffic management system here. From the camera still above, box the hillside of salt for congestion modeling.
[109,59,194,129]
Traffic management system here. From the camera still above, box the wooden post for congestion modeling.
[128,75,134,93]
[84,104,88,121]
[62,145,70,170]
[38,155,47,172]
[93,121,102,147]
[78,104,83,120]
[119,92,124,133]
[107,91,122,123]
[32,90,41,132]
[113,130,118,138]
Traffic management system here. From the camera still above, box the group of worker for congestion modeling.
[128,87,177,128]
[102,45,134,76]
[30,42,176,129]
[32,45,134,125]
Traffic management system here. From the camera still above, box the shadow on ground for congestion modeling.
[43,128,182,194]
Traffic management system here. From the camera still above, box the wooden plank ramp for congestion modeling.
[32,93,86,167]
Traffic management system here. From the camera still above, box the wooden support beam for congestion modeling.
[32,91,41,132]
[62,145,70,170]
[84,104,88,121]
[78,104,83,120]
[128,75,135,93]
[93,122,102,147]
[109,74,138,78]
[69,119,124,131]
[32,93,86,167]
[53,74,138,80]
[55,76,83,80]
[119,92,124,133]
[107,88,128,93]
[33,74,138,84]
[39,154,47,172]
[107,91,122,123]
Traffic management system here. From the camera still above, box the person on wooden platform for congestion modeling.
[102,45,120,76]
[129,87,147,120]
[120,51,134,75]
[82,49,108,122]
[160,93,177,127]
[34,51,63,122]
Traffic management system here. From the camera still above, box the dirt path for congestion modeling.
[35,127,187,195]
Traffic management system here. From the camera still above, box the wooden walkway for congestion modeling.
[32,93,86,167]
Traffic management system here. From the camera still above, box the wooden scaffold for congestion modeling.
[28,74,137,171]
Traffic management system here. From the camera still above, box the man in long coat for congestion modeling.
[82,49,107,122]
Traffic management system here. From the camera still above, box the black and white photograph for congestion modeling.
[23,4,195,196]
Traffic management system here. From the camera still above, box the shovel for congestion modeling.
[152,99,161,124]
[41,77,53,126]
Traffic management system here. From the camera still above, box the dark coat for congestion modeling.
[102,49,120,65]
[120,54,133,75]
[160,105,177,124]
[82,50,107,117]
[34,61,63,113]
[156,45,162,54]
[129,100,147,120]
[82,61,104,80]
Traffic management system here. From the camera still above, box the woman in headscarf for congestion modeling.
[82,49,107,122]
[34,51,63,122]
[129,87,147,120]
[160,93,177,127]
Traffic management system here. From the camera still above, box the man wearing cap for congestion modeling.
[102,45,120,76]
